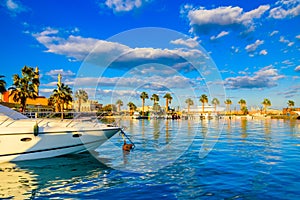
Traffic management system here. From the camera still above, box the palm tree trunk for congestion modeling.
[188,105,190,114]
[142,99,145,116]
[61,103,64,119]
[166,100,168,113]
[78,99,81,112]
[202,103,204,113]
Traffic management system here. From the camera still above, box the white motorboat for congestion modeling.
[0,105,120,163]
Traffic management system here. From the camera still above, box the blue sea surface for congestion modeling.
[1,118,300,199]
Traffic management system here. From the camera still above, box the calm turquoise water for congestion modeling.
[1,119,300,199]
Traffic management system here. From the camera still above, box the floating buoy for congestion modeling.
[122,140,134,151]
[120,129,135,151]
[33,122,39,136]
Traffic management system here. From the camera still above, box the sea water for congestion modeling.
[1,118,300,199]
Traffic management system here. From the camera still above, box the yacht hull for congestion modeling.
[0,127,120,163]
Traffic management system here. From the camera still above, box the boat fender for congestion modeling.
[120,130,135,151]
[33,123,39,136]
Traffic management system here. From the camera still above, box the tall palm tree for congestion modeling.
[50,83,73,119]
[163,93,173,113]
[0,75,6,94]
[140,91,149,116]
[127,102,136,116]
[287,100,294,109]
[262,98,271,114]
[211,98,220,113]
[238,99,246,112]
[151,94,159,112]
[10,66,40,112]
[224,99,232,115]
[185,98,194,114]
[199,94,208,113]
[116,99,123,113]
[75,89,88,112]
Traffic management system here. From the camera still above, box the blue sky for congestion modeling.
[0,0,299,110]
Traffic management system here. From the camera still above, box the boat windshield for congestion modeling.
[0,105,28,120]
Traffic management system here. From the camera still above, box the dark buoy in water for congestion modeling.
[122,140,133,151]
[120,129,135,152]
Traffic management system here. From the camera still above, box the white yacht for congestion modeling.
[0,105,120,163]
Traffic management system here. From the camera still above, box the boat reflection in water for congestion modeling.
[0,153,110,199]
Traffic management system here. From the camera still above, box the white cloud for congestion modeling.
[186,5,270,33]
[225,65,284,89]
[105,0,145,12]
[270,30,279,36]
[259,49,268,55]
[279,36,289,43]
[231,46,239,53]
[5,0,28,15]
[269,1,300,19]
[245,40,264,52]
[295,65,300,72]
[45,69,76,77]
[73,75,193,90]
[170,37,199,48]
[210,31,229,40]
[32,28,207,71]
[279,36,294,46]
[296,34,300,39]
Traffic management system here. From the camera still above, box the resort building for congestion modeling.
[73,100,102,112]
[182,105,225,114]
[1,67,48,107]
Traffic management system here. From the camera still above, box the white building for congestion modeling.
[182,105,225,113]
[73,100,101,112]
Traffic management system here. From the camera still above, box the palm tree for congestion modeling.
[211,98,220,113]
[127,102,136,116]
[262,98,271,114]
[185,98,194,114]
[116,99,123,113]
[0,75,6,94]
[224,99,232,115]
[287,100,294,109]
[140,91,149,116]
[163,93,173,113]
[151,94,159,112]
[199,94,208,113]
[75,89,88,112]
[10,66,40,112]
[238,99,246,112]
[50,83,73,119]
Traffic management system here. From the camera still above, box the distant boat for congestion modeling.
[0,105,120,163]
[132,112,148,119]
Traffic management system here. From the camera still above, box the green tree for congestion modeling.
[116,99,123,113]
[287,100,294,109]
[140,91,149,116]
[224,99,232,115]
[262,98,271,114]
[0,75,6,94]
[151,94,159,112]
[127,102,137,116]
[185,98,194,114]
[50,83,73,119]
[75,89,88,112]
[102,104,117,113]
[238,99,247,113]
[10,66,40,112]
[211,98,220,113]
[199,94,208,113]
[241,106,248,115]
[163,93,173,113]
